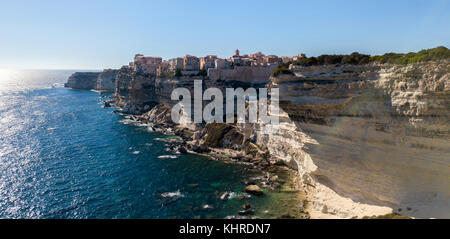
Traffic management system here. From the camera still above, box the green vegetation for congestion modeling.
[197,69,207,76]
[290,46,449,67]
[369,46,450,64]
[272,62,294,76]
[175,68,182,77]
[294,52,371,66]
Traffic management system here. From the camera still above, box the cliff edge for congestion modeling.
[64,72,100,90]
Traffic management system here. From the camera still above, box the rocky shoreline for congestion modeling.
[110,101,310,219]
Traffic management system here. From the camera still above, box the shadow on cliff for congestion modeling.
[279,81,450,218]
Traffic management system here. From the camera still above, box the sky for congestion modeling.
[0,0,449,70]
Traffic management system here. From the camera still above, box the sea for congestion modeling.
[0,69,301,219]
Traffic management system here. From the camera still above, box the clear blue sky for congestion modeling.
[1,0,449,69]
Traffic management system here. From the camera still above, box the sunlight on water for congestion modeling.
[0,69,73,94]
[0,69,14,92]
[0,69,12,81]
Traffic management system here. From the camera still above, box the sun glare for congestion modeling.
[0,69,12,82]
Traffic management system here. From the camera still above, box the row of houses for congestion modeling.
[129,50,306,76]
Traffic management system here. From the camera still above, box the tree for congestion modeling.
[175,68,182,77]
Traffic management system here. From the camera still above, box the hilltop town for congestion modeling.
[130,49,306,78]
[65,49,307,92]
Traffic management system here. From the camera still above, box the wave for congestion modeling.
[160,190,184,198]
[157,155,178,159]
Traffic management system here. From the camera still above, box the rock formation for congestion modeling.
[64,72,100,89]
[96,69,118,92]
[65,70,118,92]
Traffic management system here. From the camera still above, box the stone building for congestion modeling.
[281,56,293,63]
[292,53,306,61]
[133,54,163,75]
[169,57,184,72]
[230,49,243,65]
[215,58,231,69]
[157,61,170,77]
[250,52,265,64]
[183,55,200,71]
[264,55,280,64]
[230,55,243,65]
[200,55,217,70]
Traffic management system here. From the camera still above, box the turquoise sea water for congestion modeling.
[0,69,299,219]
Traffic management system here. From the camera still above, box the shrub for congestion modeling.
[272,66,294,76]
[293,46,449,66]
[369,46,450,64]
[175,68,182,77]
[197,69,207,76]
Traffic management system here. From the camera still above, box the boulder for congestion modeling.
[179,146,188,154]
[269,175,279,182]
[245,185,264,196]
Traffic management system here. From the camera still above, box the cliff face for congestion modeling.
[64,72,100,90]
[96,69,118,92]
[114,66,209,114]
[65,70,118,92]
[270,60,450,218]
[208,65,277,83]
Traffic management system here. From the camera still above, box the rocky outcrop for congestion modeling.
[138,103,173,126]
[65,69,118,92]
[245,185,264,195]
[64,72,100,90]
[114,66,160,114]
[96,69,118,92]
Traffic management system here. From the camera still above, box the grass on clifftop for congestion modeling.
[272,63,295,76]
[369,46,450,64]
[273,46,449,76]
[291,46,449,67]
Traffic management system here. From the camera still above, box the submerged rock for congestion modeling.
[202,204,214,210]
[103,101,112,108]
[244,178,258,185]
[245,185,264,195]
[179,146,188,154]
[238,209,255,215]
[219,192,229,201]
